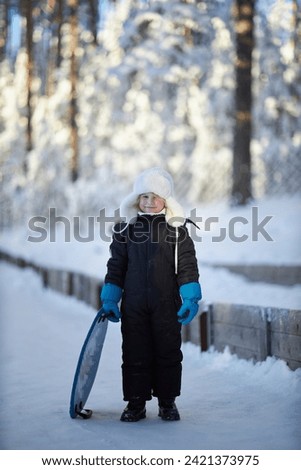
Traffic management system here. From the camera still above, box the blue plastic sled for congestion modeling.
[69,308,108,419]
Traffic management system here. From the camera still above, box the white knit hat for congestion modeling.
[120,167,185,227]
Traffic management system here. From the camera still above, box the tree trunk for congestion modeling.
[87,0,99,45]
[0,1,8,62]
[56,0,64,68]
[292,0,301,64]
[67,0,79,182]
[45,0,64,96]
[231,0,255,205]
[22,0,34,173]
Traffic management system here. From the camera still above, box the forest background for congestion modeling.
[0,0,300,230]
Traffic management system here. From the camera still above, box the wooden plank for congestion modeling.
[213,342,262,362]
[213,322,267,361]
[72,273,84,301]
[210,303,301,368]
[46,269,69,295]
[40,267,48,288]
[47,269,59,290]
[66,271,73,296]
[81,274,89,303]
[210,264,301,286]
[88,277,102,310]
[268,309,301,335]
[211,303,266,328]
[211,303,268,360]
[61,271,73,296]
[80,275,90,304]
[189,316,201,346]
[270,331,301,362]
[200,312,209,351]
[181,324,191,343]
[16,257,27,268]
[285,358,301,371]
[180,307,203,346]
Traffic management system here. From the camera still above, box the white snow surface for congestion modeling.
[0,263,301,450]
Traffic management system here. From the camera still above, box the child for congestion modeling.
[100,167,202,422]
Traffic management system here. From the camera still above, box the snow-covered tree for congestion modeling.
[252,0,301,196]
[1,0,300,229]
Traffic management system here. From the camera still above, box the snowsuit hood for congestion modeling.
[120,167,185,228]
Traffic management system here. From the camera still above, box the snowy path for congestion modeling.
[1,262,301,450]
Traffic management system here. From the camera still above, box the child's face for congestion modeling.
[139,193,165,213]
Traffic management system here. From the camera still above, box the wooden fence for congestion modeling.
[193,304,301,371]
[0,250,102,310]
[1,249,300,370]
[207,263,301,286]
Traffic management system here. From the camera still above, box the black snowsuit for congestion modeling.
[104,213,199,401]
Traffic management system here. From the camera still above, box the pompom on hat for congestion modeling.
[120,167,185,228]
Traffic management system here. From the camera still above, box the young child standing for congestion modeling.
[100,167,202,422]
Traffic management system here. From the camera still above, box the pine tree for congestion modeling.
[0,1,8,62]
[20,0,34,173]
[231,0,255,205]
[68,0,79,182]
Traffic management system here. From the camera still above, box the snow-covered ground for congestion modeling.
[1,262,301,451]
[0,195,300,309]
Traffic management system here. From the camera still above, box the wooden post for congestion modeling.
[200,311,208,351]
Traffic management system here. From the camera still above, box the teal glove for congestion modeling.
[177,282,202,326]
[100,283,122,323]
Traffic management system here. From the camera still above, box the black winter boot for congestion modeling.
[120,399,146,422]
[158,398,180,421]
